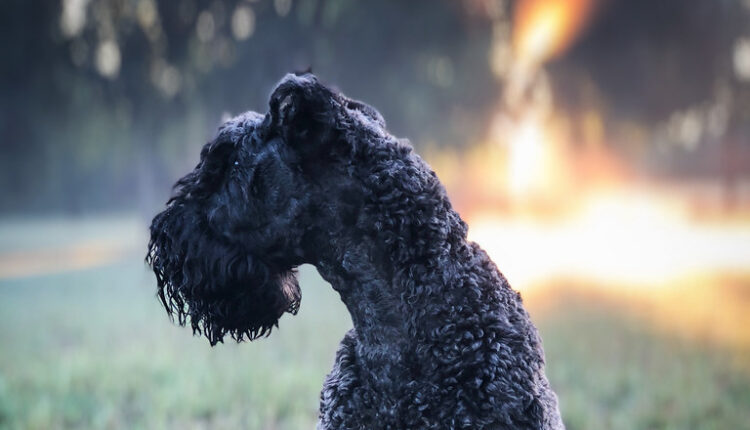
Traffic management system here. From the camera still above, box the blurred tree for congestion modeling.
[0,0,499,214]
[3,0,748,214]
[551,0,750,207]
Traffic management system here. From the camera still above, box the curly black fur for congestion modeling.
[147,73,563,429]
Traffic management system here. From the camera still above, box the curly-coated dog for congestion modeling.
[147,73,563,429]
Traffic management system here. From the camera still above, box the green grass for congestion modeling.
[0,217,749,429]
[0,261,351,430]
[536,292,750,430]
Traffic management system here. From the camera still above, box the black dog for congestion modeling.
[147,74,563,429]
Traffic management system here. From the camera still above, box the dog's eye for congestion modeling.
[233,161,239,166]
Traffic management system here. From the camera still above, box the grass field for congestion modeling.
[0,217,749,429]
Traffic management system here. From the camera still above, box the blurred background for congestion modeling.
[1,0,750,428]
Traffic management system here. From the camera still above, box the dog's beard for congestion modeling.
[147,204,300,346]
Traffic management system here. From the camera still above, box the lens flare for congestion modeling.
[513,0,597,67]
[508,115,546,196]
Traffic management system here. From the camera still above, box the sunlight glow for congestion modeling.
[508,114,546,196]
[468,190,750,290]
[513,0,596,67]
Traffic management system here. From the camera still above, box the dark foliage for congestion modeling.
[148,74,562,428]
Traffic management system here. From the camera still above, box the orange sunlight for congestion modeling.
[513,0,597,67]
[468,190,750,290]
[430,0,750,297]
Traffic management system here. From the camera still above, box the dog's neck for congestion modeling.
[314,236,409,348]
[313,219,476,397]
[312,148,476,380]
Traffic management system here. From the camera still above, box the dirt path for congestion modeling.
[0,216,145,280]
[0,239,141,279]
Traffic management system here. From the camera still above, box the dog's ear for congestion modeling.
[147,205,301,346]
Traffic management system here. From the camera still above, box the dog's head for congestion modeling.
[147,73,387,345]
